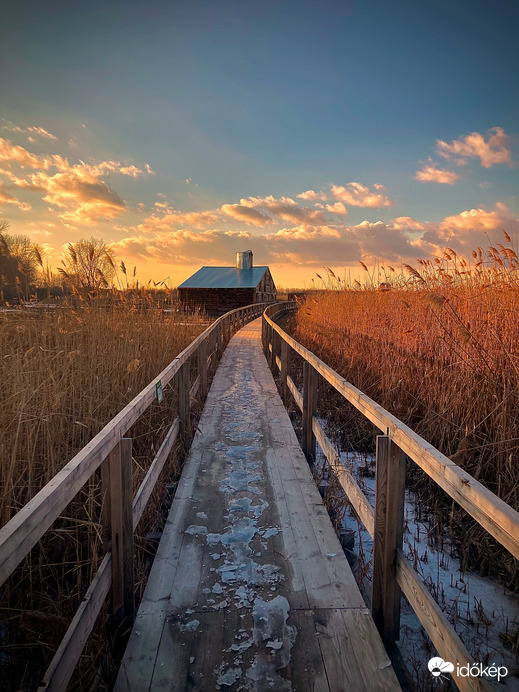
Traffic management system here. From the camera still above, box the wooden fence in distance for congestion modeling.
[0,302,267,692]
[263,302,519,692]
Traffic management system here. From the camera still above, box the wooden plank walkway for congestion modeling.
[114,318,401,692]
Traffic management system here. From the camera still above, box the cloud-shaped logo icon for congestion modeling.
[428,657,455,677]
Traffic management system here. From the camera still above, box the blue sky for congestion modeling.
[1,0,518,286]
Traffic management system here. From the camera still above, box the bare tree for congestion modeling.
[58,237,116,291]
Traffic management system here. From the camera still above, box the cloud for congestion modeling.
[0,183,31,211]
[31,167,126,225]
[26,126,58,141]
[0,136,154,225]
[111,228,260,266]
[221,203,273,226]
[414,203,519,258]
[324,201,348,216]
[414,160,461,184]
[390,216,427,231]
[239,195,332,225]
[330,182,394,208]
[111,199,519,280]
[296,189,328,201]
[440,206,507,231]
[138,209,222,232]
[0,138,49,169]
[1,121,58,141]
[436,127,511,168]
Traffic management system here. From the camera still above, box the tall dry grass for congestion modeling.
[0,296,207,690]
[292,238,519,588]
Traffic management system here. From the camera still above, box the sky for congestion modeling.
[1,0,518,288]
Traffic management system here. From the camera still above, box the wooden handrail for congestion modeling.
[263,302,513,692]
[0,301,268,692]
[263,304,519,561]
[0,303,267,587]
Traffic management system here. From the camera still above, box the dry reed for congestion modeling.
[0,295,207,690]
[292,237,519,589]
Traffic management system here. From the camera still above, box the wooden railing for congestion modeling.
[263,302,519,692]
[0,302,267,692]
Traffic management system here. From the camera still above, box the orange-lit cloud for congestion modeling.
[240,195,332,225]
[390,216,427,231]
[296,189,328,201]
[330,182,394,208]
[0,183,31,211]
[414,160,460,184]
[109,200,519,285]
[140,209,222,231]
[436,127,511,168]
[324,201,348,216]
[440,206,506,231]
[413,203,518,259]
[221,203,273,226]
[31,168,127,225]
[0,137,154,226]
[0,138,49,169]
[1,121,58,142]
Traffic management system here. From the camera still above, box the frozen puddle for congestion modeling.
[178,349,294,690]
[320,448,519,690]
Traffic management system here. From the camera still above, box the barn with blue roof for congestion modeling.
[178,251,276,315]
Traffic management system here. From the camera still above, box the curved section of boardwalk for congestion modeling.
[115,318,401,692]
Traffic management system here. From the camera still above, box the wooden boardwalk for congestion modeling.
[114,318,401,692]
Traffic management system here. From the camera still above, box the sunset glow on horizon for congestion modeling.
[1,0,518,288]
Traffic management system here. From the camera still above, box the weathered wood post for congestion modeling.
[198,338,208,400]
[101,438,134,626]
[272,328,280,373]
[216,321,222,358]
[268,322,274,369]
[225,314,230,343]
[280,338,288,402]
[372,435,406,646]
[302,361,317,463]
[177,361,190,454]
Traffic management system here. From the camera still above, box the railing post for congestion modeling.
[198,338,208,400]
[302,361,317,463]
[280,338,288,402]
[224,314,230,343]
[372,435,406,646]
[177,361,190,453]
[105,438,134,626]
[271,329,280,373]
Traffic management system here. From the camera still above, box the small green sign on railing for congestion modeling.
[155,380,163,404]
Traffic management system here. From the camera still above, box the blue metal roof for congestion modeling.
[178,266,269,289]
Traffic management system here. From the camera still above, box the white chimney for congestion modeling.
[236,250,253,270]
